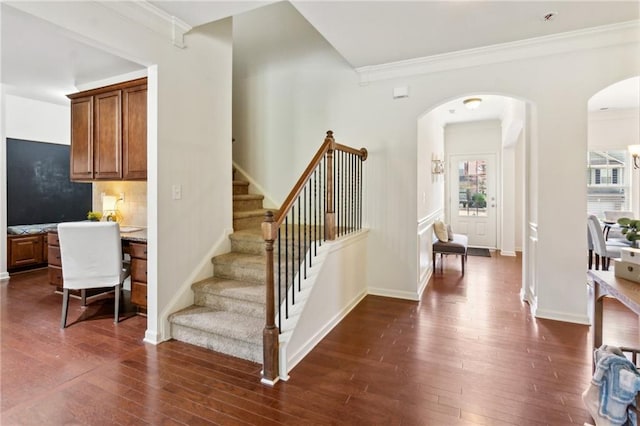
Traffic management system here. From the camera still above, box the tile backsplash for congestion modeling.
[92,181,147,227]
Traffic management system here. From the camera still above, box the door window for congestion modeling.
[458,160,487,217]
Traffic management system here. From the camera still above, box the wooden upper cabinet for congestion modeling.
[70,96,93,180]
[122,85,148,180]
[94,90,122,179]
[68,78,147,181]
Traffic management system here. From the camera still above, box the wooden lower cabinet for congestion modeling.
[7,233,47,270]
[47,232,148,313]
[47,232,63,287]
[128,242,148,309]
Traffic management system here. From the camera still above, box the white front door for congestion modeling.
[448,154,497,248]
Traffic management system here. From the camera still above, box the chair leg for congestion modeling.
[603,257,610,271]
[114,284,121,324]
[595,254,600,270]
[588,249,593,270]
[81,289,87,306]
[461,252,465,275]
[433,251,436,273]
[440,253,444,273]
[60,288,70,329]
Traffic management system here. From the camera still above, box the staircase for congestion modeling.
[168,179,272,363]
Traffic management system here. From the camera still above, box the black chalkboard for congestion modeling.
[6,138,92,226]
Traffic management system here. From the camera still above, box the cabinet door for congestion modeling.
[122,85,147,180]
[70,97,93,180]
[94,90,122,179]
[9,235,43,268]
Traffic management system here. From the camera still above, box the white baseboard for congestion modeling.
[500,250,517,257]
[144,330,162,344]
[534,308,590,325]
[0,272,10,281]
[368,286,421,301]
[417,268,432,299]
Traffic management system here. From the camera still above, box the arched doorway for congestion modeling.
[587,76,640,221]
[417,94,527,252]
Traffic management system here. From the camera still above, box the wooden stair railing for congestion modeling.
[261,130,367,385]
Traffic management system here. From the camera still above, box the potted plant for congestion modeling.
[617,217,640,243]
[87,211,103,221]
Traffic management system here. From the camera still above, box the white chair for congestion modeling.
[58,222,130,328]
[604,211,634,240]
[587,215,630,271]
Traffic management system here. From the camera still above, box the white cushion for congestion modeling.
[434,220,449,242]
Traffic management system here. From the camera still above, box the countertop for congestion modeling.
[44,223,147,243]
[120,228,147,243]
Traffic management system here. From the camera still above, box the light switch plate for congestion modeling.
[172,184,182,200]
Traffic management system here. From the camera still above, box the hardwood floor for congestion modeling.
[1,254,638,425]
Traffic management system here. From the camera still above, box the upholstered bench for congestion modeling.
[433,232,468,275]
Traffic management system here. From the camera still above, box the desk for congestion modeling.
[47,227,148,310]
[588,269,640,416]
[588,269,640,350]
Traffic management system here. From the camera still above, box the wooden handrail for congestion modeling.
[261,130,367,385]
[264,131,367,240]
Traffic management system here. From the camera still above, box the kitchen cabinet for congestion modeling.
[122,84,147,180]
[7,233,47,270]
[128,242,148,309]
[47,231,63,288]
[68,78,147,181]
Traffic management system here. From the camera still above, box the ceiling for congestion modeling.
[1,4,145,105]
[2,1,639,112]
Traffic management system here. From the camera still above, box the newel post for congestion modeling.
[325,130,336,241]
[261,211,279,385]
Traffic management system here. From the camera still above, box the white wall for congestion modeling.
[417,112,445,222]
[286,232,368,374]
[233,2,640,325]
[9,3,234,342]
[234,2,422,300]
[0,86,6,279]
[233,2,360,204]
[416,111,445,295]
[5,95,70,144]
[445,120,501,152]
[588,108,640,150]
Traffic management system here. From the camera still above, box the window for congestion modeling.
[458,160,487,217]
[587,150,629,218]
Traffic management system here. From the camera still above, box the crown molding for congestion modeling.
[99,1,192,48]
[356,20,640,84]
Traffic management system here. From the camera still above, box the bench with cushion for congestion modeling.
[432,221,468,275]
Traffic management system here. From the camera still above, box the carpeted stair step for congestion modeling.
[212,252,301,285]
[233,194,265,212]
[230,228,317,256]
[233,209,274,231]
[169,306,263,363]
[192,277,265,318]
[230,228,265,255]
[212,252,265,283]
[233,180,249,195]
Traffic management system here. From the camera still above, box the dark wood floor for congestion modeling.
[2,254,638,425]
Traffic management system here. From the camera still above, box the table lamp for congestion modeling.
[102,195,118,222]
